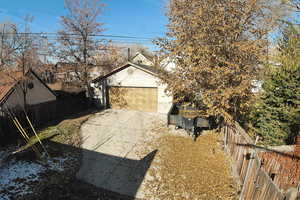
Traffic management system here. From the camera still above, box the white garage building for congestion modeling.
[91,61,173,114]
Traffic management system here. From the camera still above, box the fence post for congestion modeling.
[239,136,259,200]
[224,126,228,149]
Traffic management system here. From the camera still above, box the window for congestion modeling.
[27,82,34,89]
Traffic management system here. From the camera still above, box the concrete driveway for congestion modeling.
[76,109,165,199]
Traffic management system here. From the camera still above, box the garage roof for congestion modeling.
[92,62,159,83]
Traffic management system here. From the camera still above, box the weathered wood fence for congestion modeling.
[222,123,299,200]
[0,96,92,145]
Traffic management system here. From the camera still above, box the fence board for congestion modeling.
[222,123,289,200]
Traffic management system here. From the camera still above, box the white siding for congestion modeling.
[108,66,158,88]
[132,53,153,66]
[157,83,173,114]
[161,57,176,72]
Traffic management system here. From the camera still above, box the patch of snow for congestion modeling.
[0,159,43,199]
[0,160,43,184]
[47,157,70,172]
[0,149,75,200]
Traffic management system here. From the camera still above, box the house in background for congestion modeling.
[130,52,154,66]
[160,56,176,72]
[0,69,57,113]
[91,61,173,114]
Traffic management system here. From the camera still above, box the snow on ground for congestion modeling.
[0,149,75,200]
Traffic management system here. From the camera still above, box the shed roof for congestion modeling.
[0,69,56,105]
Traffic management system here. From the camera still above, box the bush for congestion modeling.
[250,25,300,145]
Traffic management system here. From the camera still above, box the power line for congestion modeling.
[0,32,154,40]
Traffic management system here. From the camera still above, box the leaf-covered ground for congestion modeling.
[141,129,238,200]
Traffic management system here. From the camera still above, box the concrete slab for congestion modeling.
[77,109,164,199]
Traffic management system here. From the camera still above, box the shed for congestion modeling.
[92,62,173,114]
[0,69,57,112]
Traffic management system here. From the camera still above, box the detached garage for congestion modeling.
[92,62,173,114]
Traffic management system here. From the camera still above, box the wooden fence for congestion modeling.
[222,123,298,200]
[0,96,92,145]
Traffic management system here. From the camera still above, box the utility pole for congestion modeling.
[0,24,6,68]
[127,48,131,61]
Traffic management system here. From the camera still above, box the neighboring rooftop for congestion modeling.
[0,70,24,103]
[131,51,154,66]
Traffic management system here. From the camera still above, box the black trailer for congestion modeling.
[167,103,210,141]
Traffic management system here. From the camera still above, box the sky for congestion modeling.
[0,0,169,48]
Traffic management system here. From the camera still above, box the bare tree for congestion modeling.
[0,21,22,69]
[16,16,41,73]
[0,17,42,113]
[286,0,300,10]
[93,42,128,73]
[127,44,153,59]
[279,0,300,25]
[57,0,105,97]
[0,17,41,72]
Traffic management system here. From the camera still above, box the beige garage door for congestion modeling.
[109,86,158,112]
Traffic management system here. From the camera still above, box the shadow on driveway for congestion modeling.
[77,148,158,198]
[45,141,157,200]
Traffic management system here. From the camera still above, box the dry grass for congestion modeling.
[142,130,238,200]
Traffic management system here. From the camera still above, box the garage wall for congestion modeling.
[108,66,158,88]
[157,83,173,114]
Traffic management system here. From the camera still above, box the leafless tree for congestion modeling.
[93,42,128,73]
[0,21,22,69]
[57,0,105,97]
[287,0,300,10]
[0,16,41,72]
[0,16,42,112]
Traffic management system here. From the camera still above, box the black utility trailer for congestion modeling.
[167,103,210,141]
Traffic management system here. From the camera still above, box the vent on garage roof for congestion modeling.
[127,68,134,75]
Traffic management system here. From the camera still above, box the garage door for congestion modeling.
[108,86,158,112]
